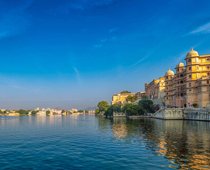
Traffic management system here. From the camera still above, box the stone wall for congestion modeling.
[113,112,126,117]
[154,108,184,120]
[153,108,210,121]
[184,108,210,121]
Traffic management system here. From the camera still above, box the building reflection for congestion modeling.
[112,118,128,139]
[0,115,71,128]
[98,117,210,169]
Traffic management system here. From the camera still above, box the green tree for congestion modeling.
[0,110,5,114]
[46,110,51,115]
[112,103,122,113]
[122,103,144,116]
[97,101,110,113]
[95,109,100,115]
[138,99,155,113]
[126,95,138,103]
[120,90,131,94]
[31,110,38,115]
[17,110,30,115]
[104,106,113,117]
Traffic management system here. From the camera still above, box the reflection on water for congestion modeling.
[101,118,210,170]
[112,118,128,139]
[0,115,209,169]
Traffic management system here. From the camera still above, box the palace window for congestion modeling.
[207,80,209,84]
[189,75,191,78]
[189,67,191,71]
[189,83,191,87]
[188,59,191,62]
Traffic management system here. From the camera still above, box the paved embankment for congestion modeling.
[153,108,210,121]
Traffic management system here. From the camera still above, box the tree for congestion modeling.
[95,109,100,115]
[126,95,138,103]
[104,106,113,117]
[120,90,131,94]
[138,99,155,114]
[0,110,5,114]
[122,103,144,116]
[97,101,110,113]
[17,110,30,115]
[112,103,122,113]
[31,110,38,115]
[46,110,51,115]
[104,104,121,118]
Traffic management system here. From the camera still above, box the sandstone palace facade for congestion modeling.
[145,49,210,108]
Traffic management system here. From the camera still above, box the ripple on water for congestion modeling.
[0,116,210,169]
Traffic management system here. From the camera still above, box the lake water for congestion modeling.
[0,115,210,170]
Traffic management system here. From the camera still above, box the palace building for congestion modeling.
[145,77,165,105]
[112,91,145,105]
[164,63,186,108]
[112,92,135,105]
[145,49,210,108]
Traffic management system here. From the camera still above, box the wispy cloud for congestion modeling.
[92,27,118,49]
[190,22,210,34]
[93,36,117,49]
[72,67,82,85]
[130,55,149,68]
[0,13,30,39]
[71,0,115,10]
[0,0,33,40]
[129,43,164,68]
[109,27,118,33]
[93,44,103,48]
[128,52,154,70]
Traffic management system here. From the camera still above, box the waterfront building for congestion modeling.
[164,63,186,107]
[145,77,165,105]
[145,49,210,108]
[185,49,210,107]
[112,92,135,105]
[135,91,146,100]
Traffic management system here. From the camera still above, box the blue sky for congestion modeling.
[0,0,210,109]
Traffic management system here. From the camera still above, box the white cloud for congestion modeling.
[72,67,82,84]
[190,22,210,34]
[129,55,149,68]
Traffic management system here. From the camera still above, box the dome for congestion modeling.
[177,62,185,67]
[165,69,175,76]
[186,48,199,58]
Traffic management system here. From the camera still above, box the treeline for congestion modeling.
[0,109,39,115]
[96,98,159,117]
